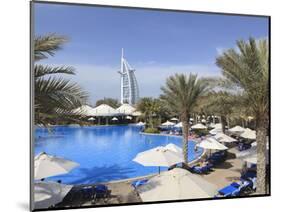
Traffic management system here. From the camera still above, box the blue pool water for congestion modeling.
[35,125,203,185]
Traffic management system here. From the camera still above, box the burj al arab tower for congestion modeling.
[118,49,139,105]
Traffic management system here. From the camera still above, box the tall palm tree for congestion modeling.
[136,97,167,128]
[34,34,88,125]
[161,73,208,164]
[216,37,269,194]
[201,91,238,133]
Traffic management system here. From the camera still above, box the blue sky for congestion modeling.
[34,3,269,104]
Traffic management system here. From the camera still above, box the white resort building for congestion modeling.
[118,49,139,105]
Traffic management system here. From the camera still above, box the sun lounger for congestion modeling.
[216,179,254,198]
[250,177,257,190]
[207,151,227,165]
[93,184,110,197]
[241,171,256,180]
[207,156,225,165]
[131,179,149,189]
[190,164,212,174]
[217,184,240,197]
[81,186,96,200]
[237,143,252,151]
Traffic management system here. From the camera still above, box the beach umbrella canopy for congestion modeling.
[111,117,118,121]
[116,104,136,115]
[170,117,179,121]
[161,121,175,127]
[72,105,95,116]
[236,141,269,164]
[240,128,256,140]
[132,111,142,116]
[34,152,79,180]
[91,104,118,116]
[214,133,237,143]
[196,137,228,150]
[228,125,245,134]
[209,123,216,129]
[133,146,184,167]
[136,121,145,126]
[174,122,182,128]
[214,123,222,129]
[125,115,132,120]
[165,143,183,154]
[242,155,258,164]
[248,116,254,121]
[88,117,95,121]
[34,181,73,209]
[137,168,217,201]
[209,128,222,135]
[191,123,207,130]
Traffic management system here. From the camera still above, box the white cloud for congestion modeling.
[39,62,221,104]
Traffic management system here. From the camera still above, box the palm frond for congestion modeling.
[34,34,68,61]
[35,65,76,78]
[161,73,208,115]
[216,37,269,118]
[35,77,88,113]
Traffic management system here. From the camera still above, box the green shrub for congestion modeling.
[192,129,209,136]
[144,127,160,134]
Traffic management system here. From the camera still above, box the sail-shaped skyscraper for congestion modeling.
[118,49,139,105]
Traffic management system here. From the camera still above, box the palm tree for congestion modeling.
[96,98,121,108]
[161,73,208,164]
[201,91,238,133]
[136,97,167,128]
[216,37,269,194]
[34,34,88,125]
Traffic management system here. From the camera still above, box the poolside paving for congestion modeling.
[201,148,244,188]
[57,147,245,208]
[79,180,142,206]
[83,148,244,206]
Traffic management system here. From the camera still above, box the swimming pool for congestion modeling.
[34,125,203,185]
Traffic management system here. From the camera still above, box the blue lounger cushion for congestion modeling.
[218,185,239,196]
[131,179,148,189]
[94,184,109,193]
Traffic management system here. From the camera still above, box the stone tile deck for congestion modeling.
[58,148,245,208]
[201,148,244,188]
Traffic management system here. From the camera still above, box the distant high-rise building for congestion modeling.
[118,49,139,105]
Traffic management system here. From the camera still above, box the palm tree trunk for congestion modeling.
[181,113,189,165]
[221,115,227,133]
[226,116,230,129]
[256,118,268,194]
[149,114,153,128]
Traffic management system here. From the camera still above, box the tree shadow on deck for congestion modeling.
[213,161,233,169]
[70,165,136,185]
